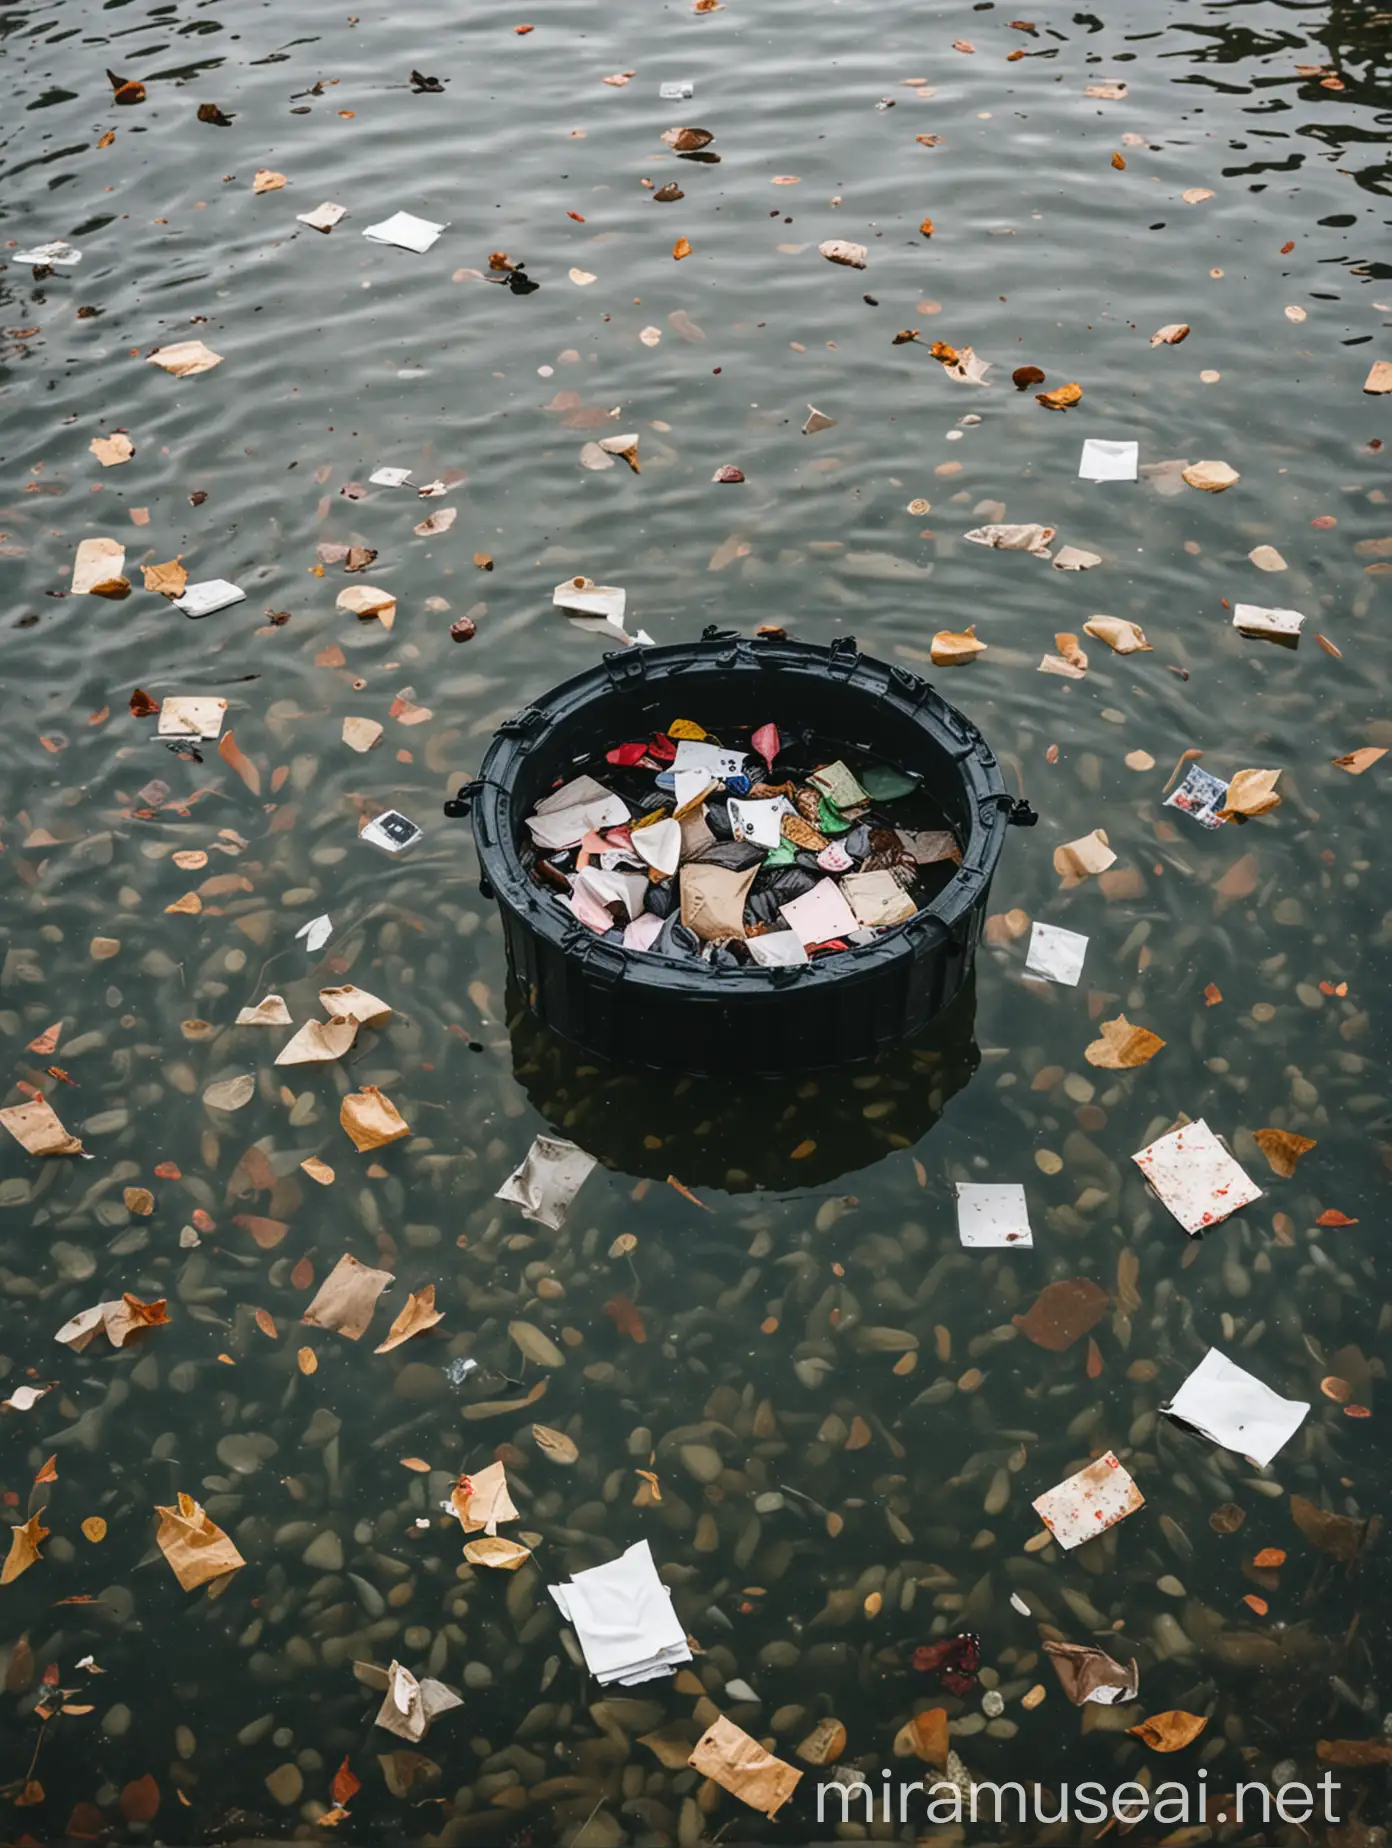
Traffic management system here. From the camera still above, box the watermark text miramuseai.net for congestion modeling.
[814,1768,1344,1829]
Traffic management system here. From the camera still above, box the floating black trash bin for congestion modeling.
[446,632,1033,1078]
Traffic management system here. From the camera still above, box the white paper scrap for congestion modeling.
[659,80,695,99]
[553,578,627,624]
[174,579,246,619]
[1024,921,1089,986]
[728,796,793,849]
[1233,603,1305,641]
[672,739,749,782]
[296,201,347,233]
[778,877,859,948]
[370,465,413,488]
[15,241,81,266]
[527,793,630,851]
[295,915,333,954]
[1132,1118,1261,1235]
[630,817,681,877]
[496,1134,598,1231]
[158,696,227,740]
[1163,1348,1309,1468]
[1032,1451,1144,1551]
[1079,439,1139,483]
[547,1540,691,1685]
[747,931,809,968]
[363,211,446,253]
[955,1182,1033,1250]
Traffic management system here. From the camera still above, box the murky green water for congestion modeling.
[3,0,1391,1839]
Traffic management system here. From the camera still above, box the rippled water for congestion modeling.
[2,0,1391,1839]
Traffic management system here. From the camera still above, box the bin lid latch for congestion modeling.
[568,932,627,989]
[827,635,860,677]
[603,648,648,685]
[1008,798,1038,828]
[443,779,484,819]
[497,706,546,738]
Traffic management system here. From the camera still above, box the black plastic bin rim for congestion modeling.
[454,632,1033,990]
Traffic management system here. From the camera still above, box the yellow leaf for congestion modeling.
[297,1346,318,1374]
[373,1284,444,1354]
[1036,382,1083,411]
[1218,767,1281,820]
[1332,747,1386,775]
[2,1510,49,1583]
[931,625,987,666]
[82,1516,107,1543]
[1111,151,1126,169]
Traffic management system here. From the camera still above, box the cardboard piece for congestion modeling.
[687,1715,803,1818]
[158,696,227,739]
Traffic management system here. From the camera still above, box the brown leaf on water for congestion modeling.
[1332,747,1387,775]
[899,1707,949,1766]
[609,1233,637,1258]
[413,507,457,538]
[233,1214,289,1250]
[463,1535,532,1570]
[1013,1278,1110,1351]
[1218,767,1282,820]
[1214,851,1259,906]
[2,1511,49,1584]
[34,1455,58,1485]
[118,1775,160,1822]
[1150,322,1190,346]
[1253,1128,1316,1178]
[532,1422,579,1464]
[1182,459,1240,493]
[1209,1502,1245,1535]
[374,1284,443,1353]
[1012,364,1045,389]
[400,1457,430,1473]
[666,1174,711,1210]
[1036,382,1083,411]
[155,1493,244,1589]
[1084,615,1151,655]
[673,236,693,260]
[297,1346,318,1374]
[633,1467,662,1506]
[604,1294,647,1343]
[82,1516,107,1543]
[1116,1249,1141,1315]
[1290,1493,1369,1561]
[1086,1337,1103,1378]
[1085,1015,1166,1069]
[15,1779,44,1806]
[253,1308,277,1339]
[252,168,286,194]
[27,1023,61,1055]
[331,1758,360,1806]
[1111,151,1126,169]
[472,551,494,571]
[122,1186,154,1216]
[1318,1739,1392,1767]
[918,217,934,237]
[218,730,261,795]
[301,1155,335,1186]
[1127,1710,1207,1752]
[90,431,135,467]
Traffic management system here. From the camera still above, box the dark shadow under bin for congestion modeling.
[448,632,1032,1078]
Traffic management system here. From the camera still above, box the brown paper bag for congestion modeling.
[155,1492,246,1590]
[341,1085,410,1151]
[688,1714,802,1817]
[679,863,758,942]
[303,1253,393,1340]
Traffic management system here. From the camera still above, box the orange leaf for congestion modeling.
[666,1173,711,1210]
[26,1024,61,1055]
[33,1455,58,1485]
[604,1294,647,1343]
[1344,1403,1372,1418]
[1203,983,1222,1006]
[234,1214,289,1250]
[1242,1594,1268,1616]
[297,1347,318,1375]
[218,730,261,795]
[1253,1128,1316,1179]
[1321,1377,1351,1403]
[290,1256,315,1290]
[1253,1547,1286,1567]
[673,236,693,260]
[82,1516,107,1543]
[254,1308,278,1339]
[153,1161,181,1180]
[1127,1710,1208,1752]
[331,1757,361,1806]
[15,1780,44,1806]
[790,1139,817,1160]
[118,1775,160,1823]
[1085,1337,1103,1379]
[400,1457,431,1473]
[1317,1209,1358,1226]
[1036,382,1083,411]
[1111,151,1126,169]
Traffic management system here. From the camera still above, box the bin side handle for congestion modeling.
[444,779,484,820]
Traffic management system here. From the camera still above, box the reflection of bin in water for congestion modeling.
[507,976,980,1193]
[449,632,1033,1077]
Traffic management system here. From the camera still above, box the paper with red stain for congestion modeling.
[1132,1119,1261,1235]
[1032,1451,1144,1551]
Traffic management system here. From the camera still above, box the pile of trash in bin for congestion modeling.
[522,719,962,965]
